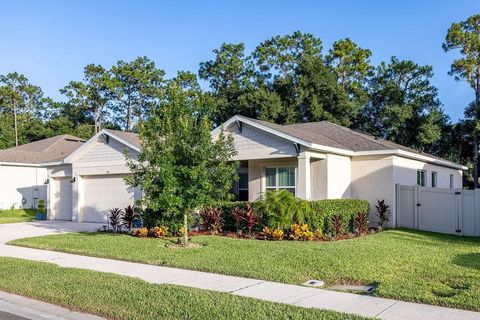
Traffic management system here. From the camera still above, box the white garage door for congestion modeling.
[82,174,134,223]
[53,177,72,220]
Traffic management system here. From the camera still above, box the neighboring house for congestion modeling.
[0,115,466,226]
[0,135,85,210]
[0,130,141,223]
[212,115,466,225]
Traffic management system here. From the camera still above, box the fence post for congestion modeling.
[413,185,419,230]
[456,189,463,236]
[476,189,480,237]
[394,183,399,228]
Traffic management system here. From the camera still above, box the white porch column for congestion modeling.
[297,152,311,200]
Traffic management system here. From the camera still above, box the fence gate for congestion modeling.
[395,184,480,236]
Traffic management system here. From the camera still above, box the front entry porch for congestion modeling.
[232,151,351,202]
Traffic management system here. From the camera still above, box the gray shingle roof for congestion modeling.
[0,135,85,164]
[105,129,140,148]
[246,117,445,158]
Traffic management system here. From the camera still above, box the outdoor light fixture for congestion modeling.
[44,178,49,185]
[70,177,76,184]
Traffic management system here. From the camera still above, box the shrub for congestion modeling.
[132,227,148,237]
[150,226,169,238]
[199,207,222,234]
[108,208,123,232]
[37,199,46,213]
[122,205,138,231]
[310,199,369,234]
[354,211,369,235]
[375,199,390,228]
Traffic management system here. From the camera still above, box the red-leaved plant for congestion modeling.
[331,214,343,236]
[200,207,223,235]
[232,206,245,233]
[375,199,390,228]
[354,211,369,235]
[243,203,259,237]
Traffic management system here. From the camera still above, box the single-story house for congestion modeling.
[0,130,141,223]
[212,115,466,225]
[0,114,466,225]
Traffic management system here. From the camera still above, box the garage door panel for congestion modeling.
[53,177,72,221]
[82,174,134,223]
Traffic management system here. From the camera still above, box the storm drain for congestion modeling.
[330,284,376,293]
[302,280,325,287]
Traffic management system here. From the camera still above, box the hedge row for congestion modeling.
[215,198,369,234]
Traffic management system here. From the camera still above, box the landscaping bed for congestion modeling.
[0,209,36,224]
[0,257,368,320]
[10,229,480,311]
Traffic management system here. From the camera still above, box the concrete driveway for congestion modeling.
[0,221,102,244]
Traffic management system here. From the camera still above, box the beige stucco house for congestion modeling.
[0,114,466,225]
[213,115,466,225]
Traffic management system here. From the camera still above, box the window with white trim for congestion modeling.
[431,171,437,188]
[238,172,249,201]
[417,170,426,187]
[265,167,296,195]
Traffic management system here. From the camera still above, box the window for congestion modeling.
[450,174,454,189]
[238,172,249,201]
[431,172,437,188]
[265,167,296,194]
[417,170,426,186]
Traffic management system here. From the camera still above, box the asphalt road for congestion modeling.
[0,310,29,320]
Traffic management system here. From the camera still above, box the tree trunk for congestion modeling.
[126,99,132,132]
[183,210,189,245]
[13,98,18,147]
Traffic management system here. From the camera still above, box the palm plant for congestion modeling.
[258,190,313,229]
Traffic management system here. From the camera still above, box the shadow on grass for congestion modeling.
[453,253,480,270]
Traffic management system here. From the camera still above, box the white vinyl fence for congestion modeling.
[395,184,480,236]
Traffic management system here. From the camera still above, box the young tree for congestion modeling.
[110,57,164,131]
[0,72,44,146]
[127,79,238,245]
[443,14,480,188]
[60,64,113,134]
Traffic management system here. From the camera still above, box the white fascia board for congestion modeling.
[0,162,43,167]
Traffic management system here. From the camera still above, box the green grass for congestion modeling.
[10,229,480,311]
[0,209,36,224]
[0,257,368,320]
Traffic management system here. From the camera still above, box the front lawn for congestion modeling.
[10,229,480,311]
[0,257,368,320]
[0,209,36,224]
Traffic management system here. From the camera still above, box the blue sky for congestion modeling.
[0,0,478,121]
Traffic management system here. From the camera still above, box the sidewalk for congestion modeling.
[0,291,104,320]
[1,244,479,320]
